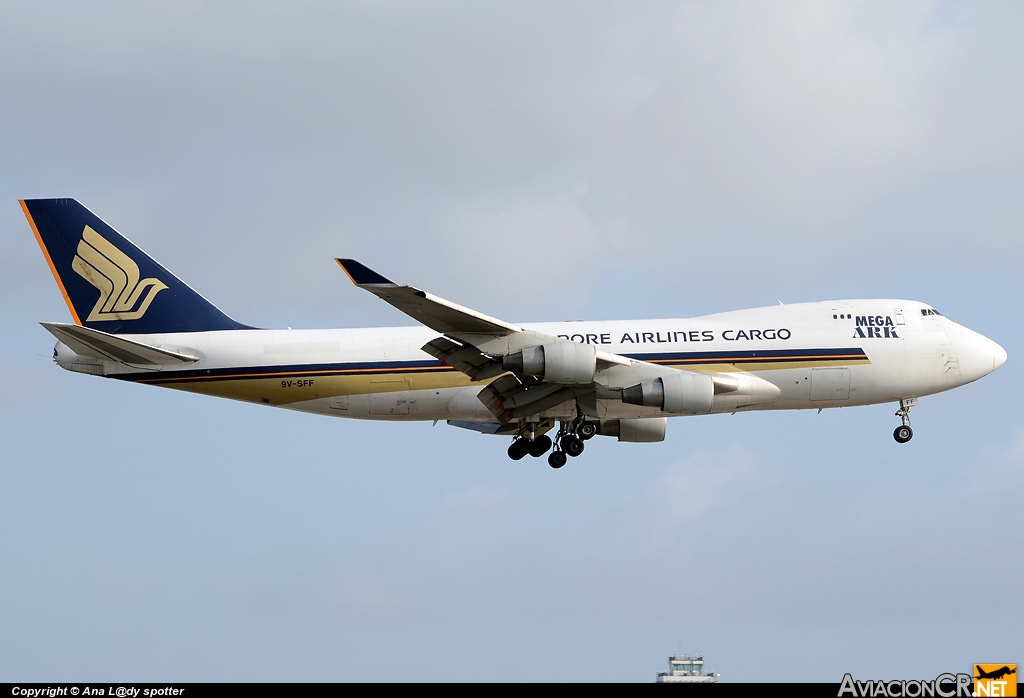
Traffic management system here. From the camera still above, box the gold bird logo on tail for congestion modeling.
[71,226,167,322]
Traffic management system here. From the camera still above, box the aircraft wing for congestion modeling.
[41,322,199,366]
[335,259,521,336]
[336,259,631,380]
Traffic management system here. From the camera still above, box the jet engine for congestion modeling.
[503,342,597,385]
[620,371,714,414]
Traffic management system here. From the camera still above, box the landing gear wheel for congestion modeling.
[893,425,913,444]
[548,451,567,469]
[578,422,597,440]
[529,434,552,457]
[893,398,917,444]
[508,439,530,460]
[562,435,585,458]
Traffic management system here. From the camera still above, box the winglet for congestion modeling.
[335,259,394,285]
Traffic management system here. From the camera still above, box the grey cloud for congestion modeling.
[3,2,1022,319]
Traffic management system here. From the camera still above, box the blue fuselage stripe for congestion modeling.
[122,347,869,384]
[631,347,867,362]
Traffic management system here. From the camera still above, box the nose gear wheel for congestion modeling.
[893,425,913,443]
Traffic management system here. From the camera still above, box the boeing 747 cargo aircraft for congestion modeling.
[22,199,1007,468]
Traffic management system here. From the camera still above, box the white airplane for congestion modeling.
[22,198,1007,468]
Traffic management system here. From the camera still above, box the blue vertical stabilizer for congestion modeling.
[22,198,251,334]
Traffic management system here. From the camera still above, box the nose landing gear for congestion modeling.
[893,398,917,443]
[894,425,913,443]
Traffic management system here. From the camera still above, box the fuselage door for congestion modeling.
[894,308,905,325]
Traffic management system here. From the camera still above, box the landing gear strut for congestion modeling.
[529,434,552,457]
[508,410,598,468]
[893,398,917,444]
[546,414,593,466]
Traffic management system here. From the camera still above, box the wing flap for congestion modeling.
[596,350,631,367]
[476,374,523,423]
[421,336,506,381]
[41,322,198,366]
[477,373,578,423]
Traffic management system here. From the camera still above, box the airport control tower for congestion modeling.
[656,654,718,683]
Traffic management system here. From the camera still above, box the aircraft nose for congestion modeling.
[992,340,1007,371]
[948,323,1006,383]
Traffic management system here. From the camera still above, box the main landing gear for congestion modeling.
[507,414,597,468]
[548,415,596,468]
[507,433,552,460]
[893,398,917,444]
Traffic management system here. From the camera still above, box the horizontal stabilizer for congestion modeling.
[42,322,198,366]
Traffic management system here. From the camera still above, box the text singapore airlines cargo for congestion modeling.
[22,199,1007,469]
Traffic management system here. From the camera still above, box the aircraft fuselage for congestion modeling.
[54,298,1005,424]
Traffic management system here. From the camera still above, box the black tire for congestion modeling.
[562,435,585,458]
[893,425,913,444]
[548,451,567,469]
[578,422,597,440]
[508,440,529,460]
[529,434,552,457]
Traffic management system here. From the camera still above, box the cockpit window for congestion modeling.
[920,309,943,316]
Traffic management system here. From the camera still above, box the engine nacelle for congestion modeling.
[503,342,597,385]
[598,418,667,443]
[620,371,714,414]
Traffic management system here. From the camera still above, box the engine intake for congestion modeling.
[621,372,714,414]
[503,343,597,385]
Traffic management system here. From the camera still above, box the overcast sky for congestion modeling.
[1,1,1021,682]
